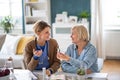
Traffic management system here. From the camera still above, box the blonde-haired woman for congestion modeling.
[24,20,60,76]
[57,25,98,74]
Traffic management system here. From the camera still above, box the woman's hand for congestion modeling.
[33,49,42,57]
[57,52,70,61]
[46,69,51,76]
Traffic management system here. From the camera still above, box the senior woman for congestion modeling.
[57,25,98,74]
[24,20,60,76]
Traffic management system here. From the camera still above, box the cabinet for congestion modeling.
[23,0,50,34]
[52,22,89,52]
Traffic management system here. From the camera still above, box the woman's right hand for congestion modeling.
[57,52,62,60]
[33,49,42,57]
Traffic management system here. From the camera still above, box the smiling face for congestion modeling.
[37,27,51,41]
[71,29,79,44]
[33,21,51,41]
[71,25,89,44]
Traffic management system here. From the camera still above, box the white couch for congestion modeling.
[0,34,34,69]
[0,55,24,69]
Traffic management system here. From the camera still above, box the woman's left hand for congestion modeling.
[57,52,70,61]
[46,69,51,76]
[33,49,42,57]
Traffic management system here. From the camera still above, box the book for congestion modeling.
[30,0,38,2]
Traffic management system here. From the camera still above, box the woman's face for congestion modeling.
[71,29,79,44]
[38,27,51,40]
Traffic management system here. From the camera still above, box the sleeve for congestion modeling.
[61,61,78,73]
[48,39,60,73]
[61,45,78,73]
[23,42,39,71]
[68,46,97,69]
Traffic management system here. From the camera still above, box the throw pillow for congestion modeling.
[16,36,34,55]
[0,34,21,55]
[0,34,6,50]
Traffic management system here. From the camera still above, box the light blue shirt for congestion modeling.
[61,42,98,73]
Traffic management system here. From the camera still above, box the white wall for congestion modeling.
[103,29,120,59]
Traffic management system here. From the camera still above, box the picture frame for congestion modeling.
[55,14,65,23]
[68,16,78,23]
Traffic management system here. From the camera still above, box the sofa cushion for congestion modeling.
[16,36,34,55]
[0,34,6,50]
[0,34,21,55]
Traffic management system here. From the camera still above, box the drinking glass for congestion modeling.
[5,60,14,73]
[57,48,66,61]
[5,60,17,80]
[77,62,87,80]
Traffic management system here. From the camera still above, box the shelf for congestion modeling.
[25,16,48,24]
[52,23,89,38]
[25,1,46,4]
[25,3,46,10]
[52,22,89,28]
[23,0,50,33]
[25,16,47,18]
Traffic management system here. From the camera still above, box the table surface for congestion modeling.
[13,69,120,80]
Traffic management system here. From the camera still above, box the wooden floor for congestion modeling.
[100,59,120,80]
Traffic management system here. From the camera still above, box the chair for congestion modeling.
[97,58,104,72]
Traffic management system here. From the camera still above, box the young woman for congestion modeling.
[57,25,98,74]
[24,20,60,76]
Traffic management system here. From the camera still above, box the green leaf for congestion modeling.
[0,16,14,33]
[78,11,90,18]
[77,69,85,75]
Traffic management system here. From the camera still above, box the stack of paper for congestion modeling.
[86,73,108,80]
[50,74,66,80]
[14,70,35,80]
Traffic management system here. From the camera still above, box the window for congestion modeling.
[102,0,120,26]
[0,0,22,33]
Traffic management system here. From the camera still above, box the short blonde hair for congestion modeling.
[72,25,89,41]
[33,20,50,34]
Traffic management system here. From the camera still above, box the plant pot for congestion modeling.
[77,75,86,80]
[81,18,88,23]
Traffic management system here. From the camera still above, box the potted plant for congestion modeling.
[78,11,90,23]
[0,16,14,33]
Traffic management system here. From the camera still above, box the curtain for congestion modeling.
[91,0,106,59]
